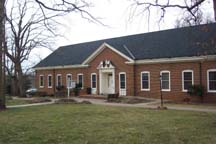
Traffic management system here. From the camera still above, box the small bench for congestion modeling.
[107,93,119,99]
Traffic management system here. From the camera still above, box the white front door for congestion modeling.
[108,74,114,94]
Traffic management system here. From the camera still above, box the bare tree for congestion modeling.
[5,0,58,96]
[129,0,216,27]
[5,0,101,97]
[0,0,6,109]
[175,12,214,28]
[0,0,100,108]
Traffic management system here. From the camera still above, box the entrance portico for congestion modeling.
[98,60,115,95]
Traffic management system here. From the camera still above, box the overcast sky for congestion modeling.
[28,0,214,68]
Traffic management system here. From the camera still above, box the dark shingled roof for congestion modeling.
[35,23,216,68]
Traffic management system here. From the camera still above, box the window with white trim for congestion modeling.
[56,74,62,87]
[66,74,72,88]
[39,75,44,88]
[119,72,126,89]
[160,71,170,91]
[207,69,216,92]
[77,74,83,88]
[91,73,97,89]
[48,74,52,88]
[141,71,150,91]
[182,70,194,92]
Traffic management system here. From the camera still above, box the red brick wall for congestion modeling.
[135,60,216,102]
[35,68,88,96]
[35,46,216,102]
[35,46,135,96]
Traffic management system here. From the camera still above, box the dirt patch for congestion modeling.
[27,98,52,104]
[55,98,92,104]
[107,97,153,104]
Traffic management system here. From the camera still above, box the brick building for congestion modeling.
[34,23,216,102]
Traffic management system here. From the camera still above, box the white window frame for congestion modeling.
[119,72,126,90]
[56,74,62,86]
[66,74,72,88]
[207,69,216,93]
[47,74,52,88]
[160,71,171,92]
[77,73,84,89]
[141,71,150,91]
[39,75,44,88]
[182,70,194,92]
[91,73,97,89]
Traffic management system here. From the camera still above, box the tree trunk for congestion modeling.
[214,0,216,21]
[16,63,25,97]
[11,76,19,96]
[0,0,6,110]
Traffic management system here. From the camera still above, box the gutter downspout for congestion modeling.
[199,61,203,102]
[123,45,136,96]
[53,69,56,96]
[133,64,136,96]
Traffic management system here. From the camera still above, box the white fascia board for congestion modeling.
[34,64,89,70]
[132,55,216,65]
[82,42,134,65]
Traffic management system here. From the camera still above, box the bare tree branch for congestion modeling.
[129,0,215,28]
[5,0,61,96]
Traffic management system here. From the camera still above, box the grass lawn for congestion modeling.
[6,97,52,106]
[147,101,216,110]
[0,104,216,144]
[6,99,30,106]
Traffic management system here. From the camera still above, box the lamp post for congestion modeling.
[159,75,164,108]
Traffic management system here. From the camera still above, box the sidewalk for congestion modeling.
[72,97,216,113]
[6,100,55,108]
[6,97,216,113]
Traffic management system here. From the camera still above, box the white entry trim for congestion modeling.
[99,69,115,95]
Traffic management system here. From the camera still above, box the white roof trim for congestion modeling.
[35,55,216,70]
[34,64,89,70]
[126,55,216,64]
[82,43,134,65]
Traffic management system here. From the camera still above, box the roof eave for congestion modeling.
[126,55,216,64]
[34,64,89,70]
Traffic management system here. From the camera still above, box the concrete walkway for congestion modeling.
[6,100,55,108]
[72,97,216,113]
[6,97,216,113]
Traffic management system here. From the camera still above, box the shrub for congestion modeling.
[107,93,119,99]
[79,100,92,104]
[55,98,78,104]
[55,91,66,97]
[187,85,204,97]
[86,87,91,94]
[56,85,65,91]
[28,98,52,104]
[36,91,47,97]
[73,83,81,96]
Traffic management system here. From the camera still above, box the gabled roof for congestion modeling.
[82,43,134,65]
[35,23,216,68]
